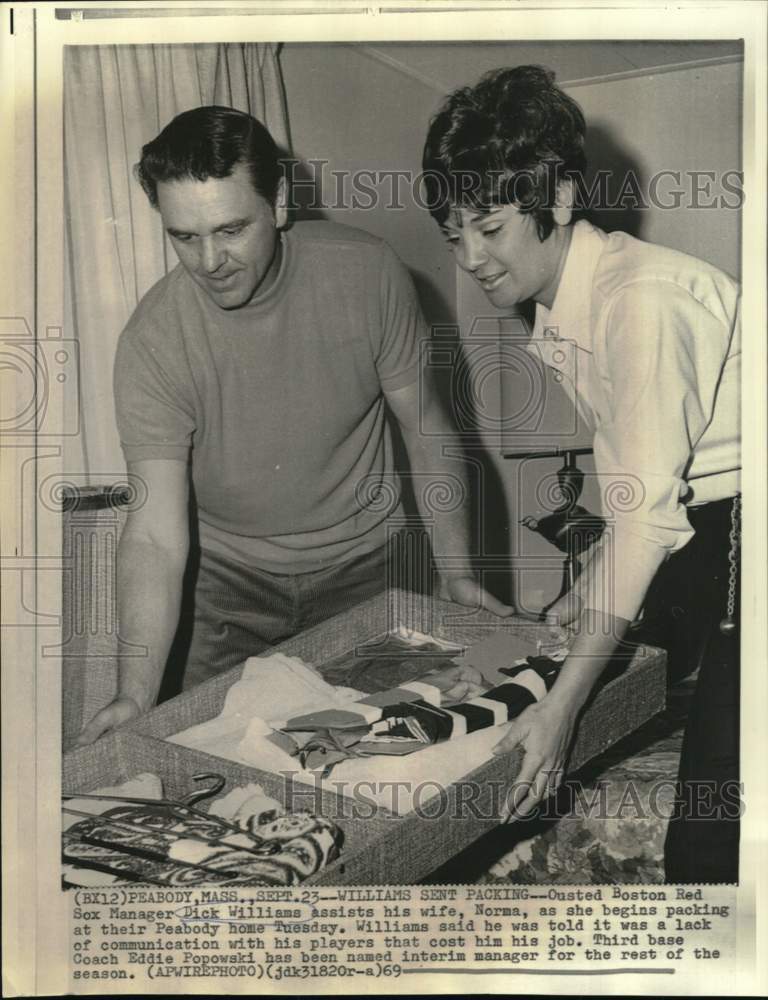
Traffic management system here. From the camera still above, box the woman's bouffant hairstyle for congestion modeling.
[422,65,587,240]
[136,106,283,208]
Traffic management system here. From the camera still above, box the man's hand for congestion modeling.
[75,696,143,747]
[491,692,579,821]
[420,662,487,703]
[439,575,514,618]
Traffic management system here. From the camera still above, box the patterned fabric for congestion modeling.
[62,779,343,887]
[486,746,679,884]
[316,632,463,692]
[63,805,340,887]
[281,657,561,774]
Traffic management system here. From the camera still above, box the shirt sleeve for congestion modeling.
[113,327,196,464]
[373,243,429,390]
[585,278,733,623]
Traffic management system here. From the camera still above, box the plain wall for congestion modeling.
[280,43,456,326]
[575,61,742,277]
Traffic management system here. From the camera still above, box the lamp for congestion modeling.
[504,448,604,610]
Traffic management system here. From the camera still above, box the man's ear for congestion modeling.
[552,179,574,227]
[273,175,289,229]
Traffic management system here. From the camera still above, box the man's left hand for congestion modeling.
[439,575,514,618]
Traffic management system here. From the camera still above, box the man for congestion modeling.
[77,105,509,745]
[423,66,741,882]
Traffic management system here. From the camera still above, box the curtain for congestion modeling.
[63,44,290,481]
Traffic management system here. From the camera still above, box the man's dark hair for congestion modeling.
[136,106,283,208]
[422,65,586,240]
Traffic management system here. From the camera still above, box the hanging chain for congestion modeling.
[720,494,741,635]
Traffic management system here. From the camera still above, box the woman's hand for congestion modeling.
[491,692,580,820]
[491,607,632,821]
[542,589,583,628]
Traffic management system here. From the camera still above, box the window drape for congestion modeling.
[63,43,290,480]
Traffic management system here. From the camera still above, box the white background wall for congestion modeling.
[280,43,458,325]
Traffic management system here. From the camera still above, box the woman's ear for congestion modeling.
[552,179,574,227]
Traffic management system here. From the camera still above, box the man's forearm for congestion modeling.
[116,531,188,712]
[404,430,475,578]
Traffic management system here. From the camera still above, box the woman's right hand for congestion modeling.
[491,691,580,820]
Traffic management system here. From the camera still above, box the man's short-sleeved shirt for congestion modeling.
[114,221,426,571]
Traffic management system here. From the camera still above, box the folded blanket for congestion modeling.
[168,652,362,759]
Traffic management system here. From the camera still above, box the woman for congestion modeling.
[422,65,741,883]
